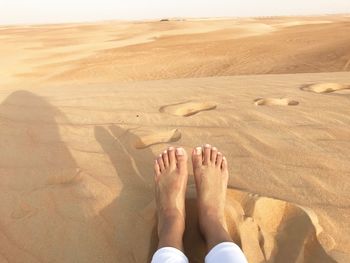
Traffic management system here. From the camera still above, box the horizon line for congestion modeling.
[1,12,349,27]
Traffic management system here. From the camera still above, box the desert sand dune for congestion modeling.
[0,16,350,263]
[1,16,350,86]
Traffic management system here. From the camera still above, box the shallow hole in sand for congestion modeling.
[254,98,299,106]
[300,83,350,94]
[159,100,217,116]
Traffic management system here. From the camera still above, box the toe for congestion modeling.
[168,147,176,168]
[157,155,165,172]
[162,150,169,168]
[203,144,211,165]
[216,152,223,167]
[154,159,161,177]
[221,156,228,173]
[175,147,188,174]
[192,146,203,169]
[211,147,218,163]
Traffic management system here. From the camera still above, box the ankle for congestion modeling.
[200,215,226,234]
[199,207,225,226]
[158,214,185,251]
[199,216,232,251]
[203,224,232,251]
[159,207,184,219]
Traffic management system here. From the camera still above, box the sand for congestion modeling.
[0,15,349,263]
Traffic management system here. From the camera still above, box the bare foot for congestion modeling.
[154,146,188,251]
[192,144,232,250]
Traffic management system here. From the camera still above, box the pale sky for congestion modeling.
[1,0,350,25]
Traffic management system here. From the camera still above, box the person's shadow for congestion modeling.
[0,91,214,262]
[0,90,83,262]
[94,125,158,262]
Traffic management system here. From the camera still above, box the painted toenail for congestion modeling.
[195,147,202,155]
[176,148,185,156]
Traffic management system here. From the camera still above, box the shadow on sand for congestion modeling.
[0,90,337,263]
[94,125,158,262]
[0,90,80,262]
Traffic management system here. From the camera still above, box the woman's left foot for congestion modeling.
[154,146,188,250]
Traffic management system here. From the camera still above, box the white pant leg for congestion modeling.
[151,247,189,263]
[205,242,248,263]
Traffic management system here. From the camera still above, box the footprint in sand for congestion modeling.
[133,128,181,149]
[159,101,217,117]
[254,98,299,106]
[301,83,350,93]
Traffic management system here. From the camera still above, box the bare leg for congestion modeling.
[192,144,232,251]
[154,146,188,251]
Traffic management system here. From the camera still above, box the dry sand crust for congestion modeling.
[0,16,350,263]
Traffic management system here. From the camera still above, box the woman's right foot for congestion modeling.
[192,144,233,250]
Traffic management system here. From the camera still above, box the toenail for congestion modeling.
[218,152,222,155]
[176,147,185,156]
[195,147,202,155]
[168,147,174,151]
[212,147,217,151]
[163,150,167,154]
[204,144,211,148]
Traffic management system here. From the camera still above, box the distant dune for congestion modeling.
[0,16,349,263]
[1,15,350,86]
